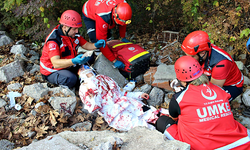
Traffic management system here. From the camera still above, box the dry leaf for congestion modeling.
[95,116,104,127]
[74,105,83,114]
[58,113,68,123]
[35,125,49,139]
[8,132,12,140]
[17,126,29,137]
[49,111,57,126]
[26,97,34,105]
[22,104,32,113]
[25,115,35,122]
[52,110,60,118]
[56,123,64,133]
[76,115,85,122]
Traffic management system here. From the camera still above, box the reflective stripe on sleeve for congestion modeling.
[40,61,57,73]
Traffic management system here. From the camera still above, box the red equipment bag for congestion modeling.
[107,40,151,79]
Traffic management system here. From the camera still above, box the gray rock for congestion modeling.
[0,98,7,108]
[242,89,250,107]
[164,92,174,105]
[93,54,127,87]
[22,83,49,102]
[238,54,246,60]
[35,102,45,109]
[148,87,164,107]
[30,64,40,74]
[30,55,40,62]
[57,127,190,150]
[7,83,22,91]
[0,139,15,150]
[15,39,25,45]
[49,86,75,97]
[29,50,39,56]
[70,122,92,131]
[239,116,250,128]
[135,74,144,83]
[10,44,27,55]
[244,76,250,86]
[14,52,28,61]
[134,84,152,94]
[18,135,82,150]
[0,33,13,46]
[30,109,37,116]
[27,131,36,138]
[0,60,25,83]
[93,142,112,150]
[49,96,77,116]
[154,64,176,80]
[235,61,244,70]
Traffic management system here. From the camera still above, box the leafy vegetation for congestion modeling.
[0,0,250,55]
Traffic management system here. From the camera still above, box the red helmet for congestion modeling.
[181,31,211,55]
[175,56,203,82]
[59,10,82,28]
[112,2,132,26]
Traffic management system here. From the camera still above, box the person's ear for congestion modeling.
[200,51,207,56]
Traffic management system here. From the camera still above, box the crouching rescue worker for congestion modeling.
[180,31,243,101]
[82,0,132,69]
[156,56,250,150]
[40,10,105,88]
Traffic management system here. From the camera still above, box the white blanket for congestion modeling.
[79,74,159,131]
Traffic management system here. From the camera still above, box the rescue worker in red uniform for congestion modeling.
[40,10,105,88]
[180,30,243,101]
[82,0,132,69]
[155,56,250,150]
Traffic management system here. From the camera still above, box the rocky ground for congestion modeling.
[0,32,250,149]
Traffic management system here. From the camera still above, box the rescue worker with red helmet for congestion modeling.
[82,0,132,69]
[180,30,243,101]
[40,10,105,88]
[155,56,250,150]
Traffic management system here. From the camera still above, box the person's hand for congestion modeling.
[113,60,125,69]
[121,38,130,43]
[94,39,106,48]
[141,93,149,100]
[170,79,184,92]
[246,37,250,52]
[72,54,90,65]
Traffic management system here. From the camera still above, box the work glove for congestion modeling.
[170,79,184,92]
[94,39,106,48]
[121,37,130,43]
[72,54,90,65]
[113,60,125,69]
[246,37,250,52]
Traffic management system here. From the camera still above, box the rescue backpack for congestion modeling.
[107,40,151,79]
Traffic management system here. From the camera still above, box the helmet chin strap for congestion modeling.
[64,26,72,37]
[197,51,208,64]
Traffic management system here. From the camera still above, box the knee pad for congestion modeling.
[155,116,175,133]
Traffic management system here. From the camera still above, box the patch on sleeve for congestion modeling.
[49,43,57,51]
[102,24,108,29]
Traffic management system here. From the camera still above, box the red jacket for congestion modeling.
[203,44,243,87]
[82,0,127,61]
[165,82,250,150]
[40,25,87,76]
